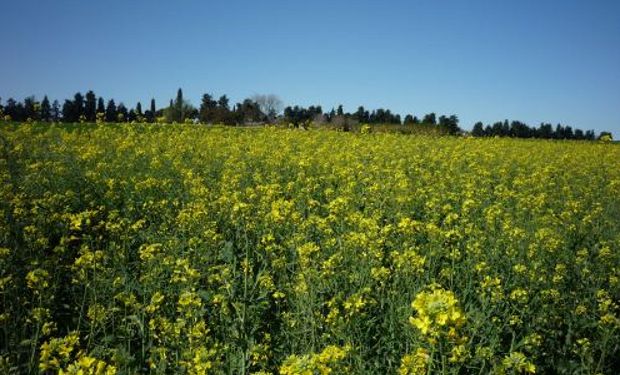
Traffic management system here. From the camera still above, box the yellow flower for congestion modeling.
[279,345,350,375]
[500,351,536,374]
[26,268,50,290]
[409,286,466,340]
[60,355,116,375]
[399,348,430,375]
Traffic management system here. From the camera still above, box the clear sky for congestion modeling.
[1,0,619,135]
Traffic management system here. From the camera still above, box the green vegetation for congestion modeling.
[1,123,619,373]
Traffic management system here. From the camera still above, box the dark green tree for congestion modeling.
[4,98,19,120]
[128,109,136,122]
[438,115,460,134]
[73,92,85,120]
[236,99,264,123]
[97,97,105,115]
[62,100,75,122]
[574,129,584,140]
[117,103,128,122]
[199,93,217,123]
[23,96,38,120]
[422,113,436,125]
[538,123,553,139]
[40,95,52,121]
[105,99,117,122]
[215,95,233,124]
[356,106,369,123]
[52,100,61,121]
[472,122,485,136]
[218,95,229,110]
[145,98,156,122]
[176,88,185,121]
[85,90,97,121]
[336,105,344,117]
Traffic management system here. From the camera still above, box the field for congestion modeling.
[1,123,619,374]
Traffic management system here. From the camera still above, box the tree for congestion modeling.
[199,93,217,123]
[128,109,137,122]
[105,99,117,122]
[85,90,97,122]
[4,98,20,121]
[52,100,61,121]
[23,96,38,120]
[40,96,51,121]
[167,89,195,122]
[117,103,128,122]
[252,94,283,122]
[336,105,344,117]
[145,98,156,122]
[215,95,233,124]
[598,131,612,141]
[176,88,185,122]
[439,114,460,134]
[135,102,143,118]
[574,129,584,140]
[537,123,553,139]
[73,92,85,121]
[236,98,264,123]
[97,97,105,115]
[472,122,485,136]
[490,121,505,136]
[218,95,229,111]
[356,106,369,123]
[327,108,336,122]
[62,100,76,122]
[422,113,436,125]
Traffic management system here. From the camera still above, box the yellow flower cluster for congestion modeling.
[398,348,430,375]
[279,345,350,375]
[1,123,619,373]
[409,286,466,340]
[60,356,116,375]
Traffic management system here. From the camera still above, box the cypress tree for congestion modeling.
[40,95,51,121]
[105,99,117,122]
[85,90,97,121]
[97,97,105,114]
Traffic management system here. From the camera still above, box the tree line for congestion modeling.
[0,88,608,139]
[471,120,607,141]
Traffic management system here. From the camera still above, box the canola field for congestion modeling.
[1,123,619,374]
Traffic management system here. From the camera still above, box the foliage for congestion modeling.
[472,120,597,140]
[0,123,619,374]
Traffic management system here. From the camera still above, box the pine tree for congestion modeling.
[97,97,105,115]
[85,90,97,121]
[73,92,85,120]
[146,98,156,122]
[176,88,184,122]
[52,100,60,121]
[62,99,75,122]
[40,95,51,121]
[23,96,38,120]
[472,122,485,136]
[105,99,117,122]
[117,103,128,122]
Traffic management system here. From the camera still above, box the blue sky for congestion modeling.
[1,0,619,135]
